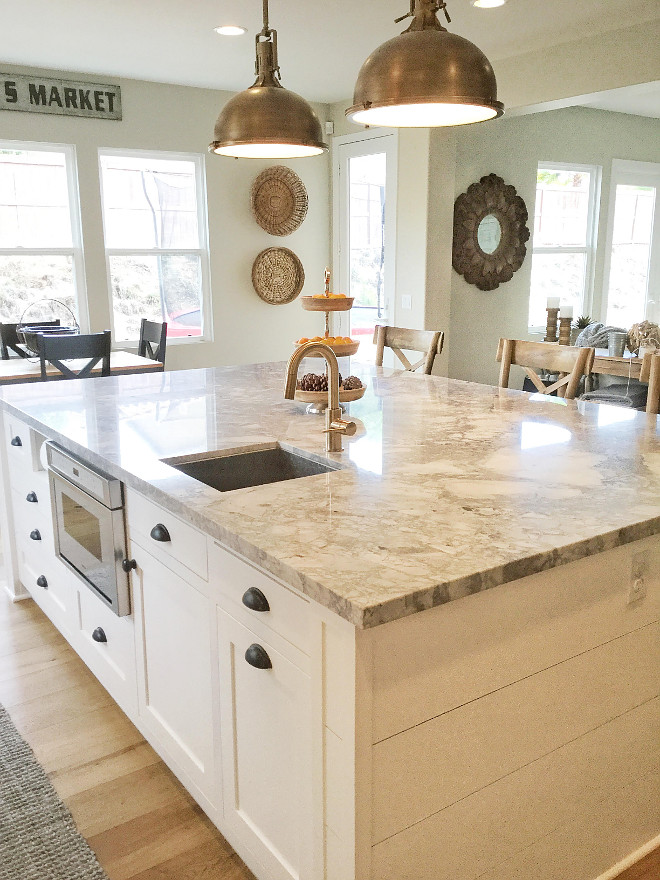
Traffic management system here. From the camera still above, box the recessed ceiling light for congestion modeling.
[472,0,507,7]
[214,24,247,36]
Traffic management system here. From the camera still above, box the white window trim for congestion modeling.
[0,139,89,331]
[601,158,660,326]
[528,160,601,332]
[98,147,213,347]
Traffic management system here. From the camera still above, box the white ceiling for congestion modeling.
[2,0,659,105]
[578,82,660,119]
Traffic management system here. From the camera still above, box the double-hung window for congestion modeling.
[99,150,211,343]
[528,162,600,329]
[0,141,85,325]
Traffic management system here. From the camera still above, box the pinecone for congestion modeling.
[342,376,362,390]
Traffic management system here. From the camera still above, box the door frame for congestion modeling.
[601,158,660,325]
[332,129,398,343]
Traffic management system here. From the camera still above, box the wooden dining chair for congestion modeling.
[496,338,595,400]
[38,330,111,380]
[640,351,660,415]
[0,320,60,359]
[138,319,167,367]
[373,325,444,375]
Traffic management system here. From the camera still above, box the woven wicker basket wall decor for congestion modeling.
[251,166,308,236]
[252,247,305,305]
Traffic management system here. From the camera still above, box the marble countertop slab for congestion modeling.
[2,362,660,628]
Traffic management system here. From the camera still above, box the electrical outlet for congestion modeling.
[401,294,412,310]
[628,551,649,604]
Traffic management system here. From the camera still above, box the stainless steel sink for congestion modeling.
[165,445,341,492]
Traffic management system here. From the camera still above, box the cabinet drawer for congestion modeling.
[16,539,78,635]
[10,466,50,514]
[209,540,310,655]
[126,489,208,581]
[4,414,32,467]
[12,487,54,557]
[77,582,137,716]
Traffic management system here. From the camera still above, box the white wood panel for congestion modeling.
[371,698,660,880]
[217,607,313,880]
[133,547,216,805]
[372,537,660,742]
[76,577,138,717]
[372,623,660,842]
[126,488,208,581]
[326,825,354,880]
[475,767,660,880]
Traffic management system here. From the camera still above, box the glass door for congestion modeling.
[335,133,397,363]
[604,160,660,327]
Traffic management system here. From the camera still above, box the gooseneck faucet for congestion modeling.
[284,342,356,452]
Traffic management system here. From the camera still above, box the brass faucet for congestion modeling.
[284,342,356,452]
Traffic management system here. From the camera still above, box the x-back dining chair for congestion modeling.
[496,338,595,400]
[138,319,167,367]
[0,320,60,359]
[640,350,660,415]
[38,330,111,380]
[374,325,444,375]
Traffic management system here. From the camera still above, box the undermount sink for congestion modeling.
[165,445,341,493]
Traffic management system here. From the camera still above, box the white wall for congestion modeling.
[447,106,660,386]
[0,64,332,371]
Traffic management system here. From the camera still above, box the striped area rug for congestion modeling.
[0,703,108,880]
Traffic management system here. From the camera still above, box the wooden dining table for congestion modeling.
[0,351,163,385]
[591,348,644,380]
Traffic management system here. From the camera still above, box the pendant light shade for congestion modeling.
[210,0,327,158]
[346,0,503,128]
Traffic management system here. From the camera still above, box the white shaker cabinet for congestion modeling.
[216,606,314,880]
[130,539,219,815]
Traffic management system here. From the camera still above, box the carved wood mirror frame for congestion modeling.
[452,173,530,291]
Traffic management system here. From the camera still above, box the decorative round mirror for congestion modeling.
[452,173,530,291]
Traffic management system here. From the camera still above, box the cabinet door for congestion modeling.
[132,544,217,810]
[217,607,313,880]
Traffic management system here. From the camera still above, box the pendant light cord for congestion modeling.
[262,0,270,35]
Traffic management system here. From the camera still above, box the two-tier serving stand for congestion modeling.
[293,269,366,413]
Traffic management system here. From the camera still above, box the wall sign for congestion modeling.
[1,73,122,120]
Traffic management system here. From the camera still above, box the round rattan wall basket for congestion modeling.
[252,247,305,305]
[251,166,308,236]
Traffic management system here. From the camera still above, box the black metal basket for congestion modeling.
[17,325,79,357]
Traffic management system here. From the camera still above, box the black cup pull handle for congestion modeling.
[10,435,22,447]
[242,587,270,613]
[26,491,38,503]
[244,643,272,669]
[36,575,48,589]
[122,558,137,572]
[29,529,41,541]
[150,523,171,543]
[92,627,107,644]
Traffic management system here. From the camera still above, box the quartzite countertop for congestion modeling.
[2,361,660,627]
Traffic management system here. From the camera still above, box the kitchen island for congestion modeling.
[1,362,659,880]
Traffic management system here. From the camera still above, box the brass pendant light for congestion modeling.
[346,0,504,128]
[209,0,327,158]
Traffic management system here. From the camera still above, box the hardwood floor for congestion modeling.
[0,583,658,880]
[0,585,255,880]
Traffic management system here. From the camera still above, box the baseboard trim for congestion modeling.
[596,834,660,880]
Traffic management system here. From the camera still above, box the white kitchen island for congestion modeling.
[1,363,659,880]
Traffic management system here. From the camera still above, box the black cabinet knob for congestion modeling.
[10,435,22,447]
[26,491,38,503]
[36,575,48,589]
[29,529,41,541]
[242,587,270,613]
[92,627,107,643]
[121,558,137,572]
[244,643,272,669]
[150,523,171,543]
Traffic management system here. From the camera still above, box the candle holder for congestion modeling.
[544,307,559,342]
[558,317,572,346]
